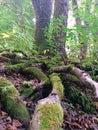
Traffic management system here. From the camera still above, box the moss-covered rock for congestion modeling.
[30,102,63,130]
[50,73,64,99]
[0,77,30,122]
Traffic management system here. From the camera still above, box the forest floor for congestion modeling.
[0,61,98,130]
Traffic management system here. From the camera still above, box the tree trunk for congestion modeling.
[32,0,52,52]
[72,0,91,61]
[53,0,69,63]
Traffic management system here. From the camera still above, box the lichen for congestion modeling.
[50,73,64,99]
[37,102,63,130]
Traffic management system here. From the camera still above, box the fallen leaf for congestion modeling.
[6,124,17,130]
[13,119,22,128]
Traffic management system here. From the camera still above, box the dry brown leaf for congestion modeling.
[6,124,17,130]
[0,111,8,116]
[0,124,5,130]
[13,119,22,128]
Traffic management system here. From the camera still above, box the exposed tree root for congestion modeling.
[49,65,98,98]
[0,77,30,124]
[29,74,64,130]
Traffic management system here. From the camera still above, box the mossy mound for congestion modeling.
[65,86,95,113]
[0,77,30,122]
[21,81,34,98]
[3,98,29,121]
[31,102,63,130]
[0,77,18,99]
[50,73,64,99]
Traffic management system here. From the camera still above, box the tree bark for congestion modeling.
[53,0,69,62]
[32,0,52,52]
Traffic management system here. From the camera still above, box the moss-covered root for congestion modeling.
[65,86,95,113]
[0,77,30,122]
[29,93,63,130]
[5,63,26,72]
[25,67,49,84]
[50,73,64,99]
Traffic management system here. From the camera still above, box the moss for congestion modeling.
[45,54,63,69]
[0,77,30,122]
[26,67,49,83]
[67,64,74,72]
[0,77,18,99]
[50,73,64,99]
[65,86,95,113]
[3,98,29,121]
[21,81,34,98]
[5,63,26,71]
[37,102,63,130]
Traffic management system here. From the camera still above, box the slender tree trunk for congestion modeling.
[32,0,52,53]
[53,0,69,63]
[72,0,92,61]
[13,0,25,32]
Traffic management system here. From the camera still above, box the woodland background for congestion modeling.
[0,0,98,130]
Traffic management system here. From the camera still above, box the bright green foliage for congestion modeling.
[0,0,36,55]
[45,0,98,64]
[44,15,75,56]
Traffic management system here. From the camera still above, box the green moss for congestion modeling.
[37,102,63,130]
[45,55,63,69]
[26,67,49,83]
[65,86,95,113]
[67,64,74,72]
[0,77,18,99]
[0,77,30,122]
[21,81,34,98]
[50,73,64,99]
[3,98,29,121]
[0,77,12,89]
[5,63,26,71]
